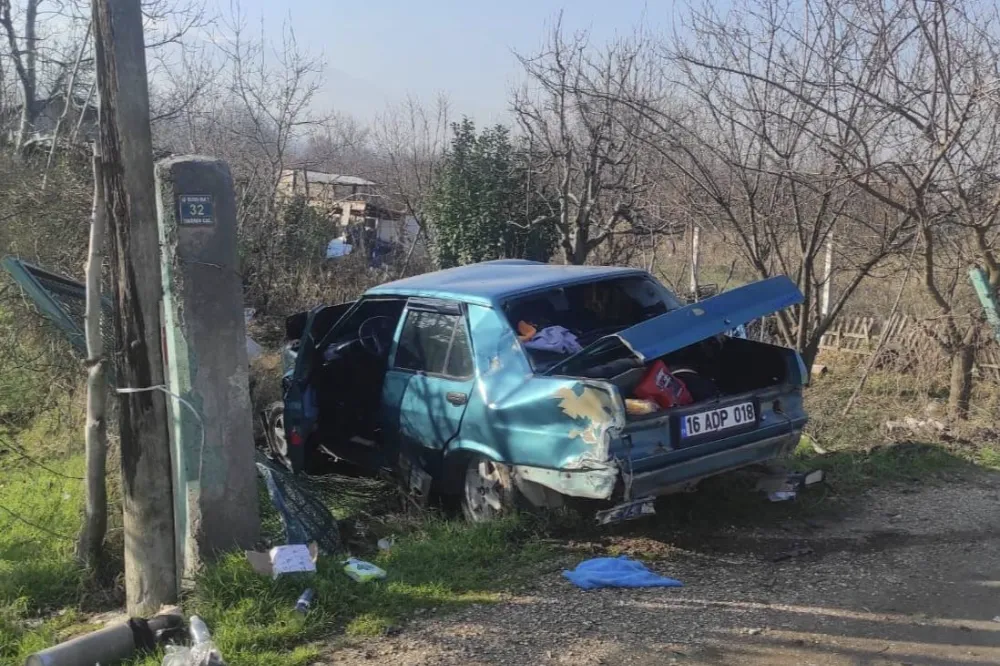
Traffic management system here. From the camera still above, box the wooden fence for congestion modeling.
[979,347,1000,382]
[819,315,935,354]
[818,314,1000,381]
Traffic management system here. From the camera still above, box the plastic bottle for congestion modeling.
[291,588,314,629]
[189,616,211,645]
[295,588,314,615]
[161,616,226,666]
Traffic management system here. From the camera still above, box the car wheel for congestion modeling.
[264,401,293,472]
[461,455,518,522]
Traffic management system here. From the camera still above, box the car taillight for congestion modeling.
[289,429,303,447]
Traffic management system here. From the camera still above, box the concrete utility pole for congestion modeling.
[156,156,260,582]
[92,0,177,613]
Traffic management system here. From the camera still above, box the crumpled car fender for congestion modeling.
[442,438,619,505]
[443,439,506,466]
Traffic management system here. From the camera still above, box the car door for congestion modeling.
[381,298,476,462]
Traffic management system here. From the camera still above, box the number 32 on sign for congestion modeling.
[178,194,214,225]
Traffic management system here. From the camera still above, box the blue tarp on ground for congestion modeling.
[563,556,684,590]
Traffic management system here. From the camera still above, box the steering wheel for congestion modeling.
[358,315,393,357]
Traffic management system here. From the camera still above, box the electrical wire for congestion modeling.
[0,503,74,540]
[115,384,206,482]
[0,386,205,542]
[0,434,84,480]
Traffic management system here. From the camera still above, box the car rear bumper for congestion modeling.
[511,427,802,505]
[628,428,802,497]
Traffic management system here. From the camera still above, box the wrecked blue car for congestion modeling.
[267,260,808,522]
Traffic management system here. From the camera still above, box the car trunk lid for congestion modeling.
[543,275,803,376]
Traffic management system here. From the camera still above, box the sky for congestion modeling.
[205,0,680,124]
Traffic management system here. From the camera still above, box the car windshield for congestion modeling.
[504,275,681,371]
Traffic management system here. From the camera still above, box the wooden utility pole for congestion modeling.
[92,0,177,613]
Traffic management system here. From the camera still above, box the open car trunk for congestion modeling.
[545,275,804,403]
[544,276,802,377]
[543,276,807,483]
[594,336,794,420]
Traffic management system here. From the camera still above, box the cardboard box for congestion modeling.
[245,543,318,578]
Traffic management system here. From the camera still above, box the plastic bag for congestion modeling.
[161,616,226,666]
[161,643,225,666]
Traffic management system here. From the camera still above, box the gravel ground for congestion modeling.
[324,473,1000,665]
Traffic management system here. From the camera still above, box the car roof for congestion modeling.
[365,260,650,307]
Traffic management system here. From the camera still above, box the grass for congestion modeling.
[127,516,550,666]
[3,456,552,666]
[0,455,99,664]
[0,345,556,665]
[975,445,1000,470]
[790,438,967,492]
[5,347,1000,665]
[793,355,1000,494]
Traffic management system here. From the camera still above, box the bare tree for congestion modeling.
[655,0,1000,417]
[644,0,919,365]
[299,112,374,175]
[41,17,90,188]
[0,0,208,156]
[372,94,450,267]
[221,4,323,203]
[0,0,39,152]
[512,18,677,265]
[188,1,325,311]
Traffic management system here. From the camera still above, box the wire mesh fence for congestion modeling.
[2,257,117,377]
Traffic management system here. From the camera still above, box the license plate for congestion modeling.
[595,496,656,525]
[681,401,756,438]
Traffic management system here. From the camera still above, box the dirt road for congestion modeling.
[327,473,1000,665]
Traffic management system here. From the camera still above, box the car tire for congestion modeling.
[460,455,519,522]
[264,401,294,472]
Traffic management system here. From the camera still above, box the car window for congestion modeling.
[327,298,405,345]
[444,316,474,377]
[394,309,474,378]
[506,276,679,345]
[503,275,681,372]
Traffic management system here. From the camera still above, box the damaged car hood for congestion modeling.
[545,275,803,373]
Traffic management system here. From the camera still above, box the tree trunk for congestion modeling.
[563,224,588,265]
[948,345,974,420]
[14,0,38,153]
[76,146,108,569]
[799,339,820,374]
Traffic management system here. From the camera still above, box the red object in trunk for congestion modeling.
[634,360,694,409]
